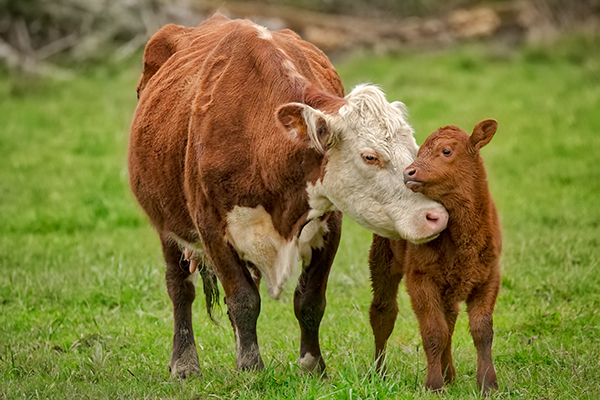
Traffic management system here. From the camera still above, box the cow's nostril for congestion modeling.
[407,168,416,176]
[425,211,449,233]
[426,213,438,222]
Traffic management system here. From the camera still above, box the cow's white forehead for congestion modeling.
[333,84,415,156]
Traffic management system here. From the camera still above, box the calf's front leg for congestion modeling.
[406,272,449,392]
[441,300,460,384]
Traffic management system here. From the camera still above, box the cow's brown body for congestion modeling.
[369,120,501,394]
[129,14,349,376]
[129,14,449,378]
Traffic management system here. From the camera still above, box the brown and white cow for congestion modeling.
[128,14,448,378]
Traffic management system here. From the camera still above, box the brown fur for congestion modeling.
[129,14,346,377]
[368,119,501,394]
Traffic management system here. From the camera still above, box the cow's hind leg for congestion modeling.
[161,235,201,378]
[368,235,404,373]
[294,212,342,375]
[198,233,263,371]
[467,277,500,395]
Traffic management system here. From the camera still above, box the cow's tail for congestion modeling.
[198,262,221,325]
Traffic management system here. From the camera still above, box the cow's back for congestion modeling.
[128,14,343,238]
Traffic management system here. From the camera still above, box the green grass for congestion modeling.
[1,35,599,399]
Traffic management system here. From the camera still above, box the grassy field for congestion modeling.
[1,35,599,399]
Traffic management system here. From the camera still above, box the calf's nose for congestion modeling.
[403,167,416,183]
[425,210,448,234]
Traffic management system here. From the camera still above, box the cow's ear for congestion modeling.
[469,119,497,150]
[276,103,332,154]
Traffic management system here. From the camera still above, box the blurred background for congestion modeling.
[1,0,598,77]
[1,1,599,398]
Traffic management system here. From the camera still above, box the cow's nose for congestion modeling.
[425,210,448,233]
[403,167,416,183]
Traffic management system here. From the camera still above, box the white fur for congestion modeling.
[315,84,448,242]
[255,25,272,40]
[225,206,327,299]
[298,352,320,372]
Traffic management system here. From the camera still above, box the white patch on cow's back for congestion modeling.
[225,205,328,299]
[282,59,303,81]
[255,25,272,40]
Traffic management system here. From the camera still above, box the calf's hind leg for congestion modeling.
[161,235,201,378]
[467,279,500,395]
[368,235,404,372]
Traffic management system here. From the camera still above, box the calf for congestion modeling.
[129,14,448,378]
[368,119,501,394]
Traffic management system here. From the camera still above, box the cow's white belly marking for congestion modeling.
[225,205,327,299]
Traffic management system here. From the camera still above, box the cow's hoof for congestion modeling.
[298,353,326,377]
[170,346,201,379]
[235,355,265,372]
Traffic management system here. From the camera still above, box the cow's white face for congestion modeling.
[277,85,448,243]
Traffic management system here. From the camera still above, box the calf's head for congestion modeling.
[403,119,498,202]
[277,85,448,243]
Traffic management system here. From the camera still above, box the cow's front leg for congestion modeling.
[161,236,200,378]
[294,212,342,375]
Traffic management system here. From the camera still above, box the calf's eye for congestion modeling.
[442,149,452,156]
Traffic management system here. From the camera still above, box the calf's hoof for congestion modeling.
[480,379,499,396]
[425,374,445,393]
[170,346,201,379]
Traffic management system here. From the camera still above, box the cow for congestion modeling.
[368,119,501,394]
[128,14,449,378]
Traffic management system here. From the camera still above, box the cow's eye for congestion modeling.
[361,151,382,167]
[442,149,452,156]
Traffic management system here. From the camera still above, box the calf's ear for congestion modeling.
[276,103,332,154]
[469,119,498,150]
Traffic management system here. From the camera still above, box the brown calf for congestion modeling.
[368,119,501,394]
